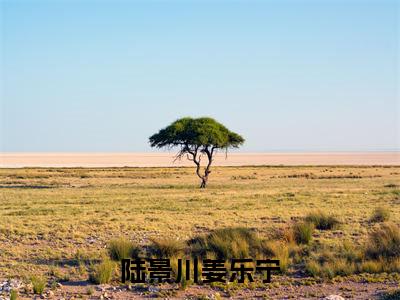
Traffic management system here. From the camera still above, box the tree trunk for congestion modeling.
[188,145,214,189]
[200,176,208,188]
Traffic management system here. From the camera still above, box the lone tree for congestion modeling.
[149,117,244,188]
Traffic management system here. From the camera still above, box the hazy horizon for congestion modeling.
[1,0,399,152]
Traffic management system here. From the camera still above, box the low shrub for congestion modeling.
[329,258,356,276]
[365,223,400,260]
[305,211,340,230]
[108,238,139,261]
[306,260,321,277]
[292,222,314,245]
[189,227,261,260]
[339,240,362,262]
[150,237,185,258]
[370,207,390,223]
[31,276,46,295]
[306,255,355,279]
[359,260,382,274]
[89,260,115,284]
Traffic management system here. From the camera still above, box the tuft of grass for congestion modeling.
[189,227,261,260]
[150,237,185,258]
[89,260,115,284]
[271,242,290,274]
[339,240,362,262]
[292,222,314,245]
[306,255,355,279]
[108,238,139,261]
[306,260,321,277]
[365,223,400,260]
[370,207,391,223]
[305,211,340,230]
[359,260,382,274]
[31,276,46,295]
[10,289,18,300]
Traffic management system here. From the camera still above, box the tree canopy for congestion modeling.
[149,117,245,188]
[149,117,244,150]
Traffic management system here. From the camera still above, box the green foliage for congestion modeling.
[292,222,314,245]
[108,238,139,261]
[370,207,391,223]
[365,223,400,260]
[31,276,46,295]
[89,260,115,284]
[305,211,340,230]
[149,117,244,150]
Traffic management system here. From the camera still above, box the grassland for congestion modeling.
[0,166,399,298]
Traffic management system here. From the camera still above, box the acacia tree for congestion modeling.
[149,117,244,188]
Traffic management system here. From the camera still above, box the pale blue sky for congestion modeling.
[1,0,399,152]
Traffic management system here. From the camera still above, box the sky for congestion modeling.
[1,0,399,152]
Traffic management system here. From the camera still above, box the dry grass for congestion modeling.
[305,211,340,230]
[292,222,314,245]
[370,207,391,223]
[89,260,115,284]
[0,165,399,282]
[108,238,139,261]
[31,276,46,295]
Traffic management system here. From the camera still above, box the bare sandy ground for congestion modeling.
[1,152,399,167]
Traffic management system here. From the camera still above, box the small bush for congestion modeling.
[108,238,139,261]
[189,227,261,260]
[89,260,115,284]
[31,276,46,295]
[306,256,355,279]
[370,207,390,223]
[10,289,18,300]
[257,240,290,273]
[365,223,400,260]
[359,260,382,274]
[339,240,362,262]
[150,237,185,258]
[306,260,321,277]
[292,222,314,245]
[305,211,340,230]
[329,258,356,276]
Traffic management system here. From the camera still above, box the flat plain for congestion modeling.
[1,152,399,167]
[0,164,399,299]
